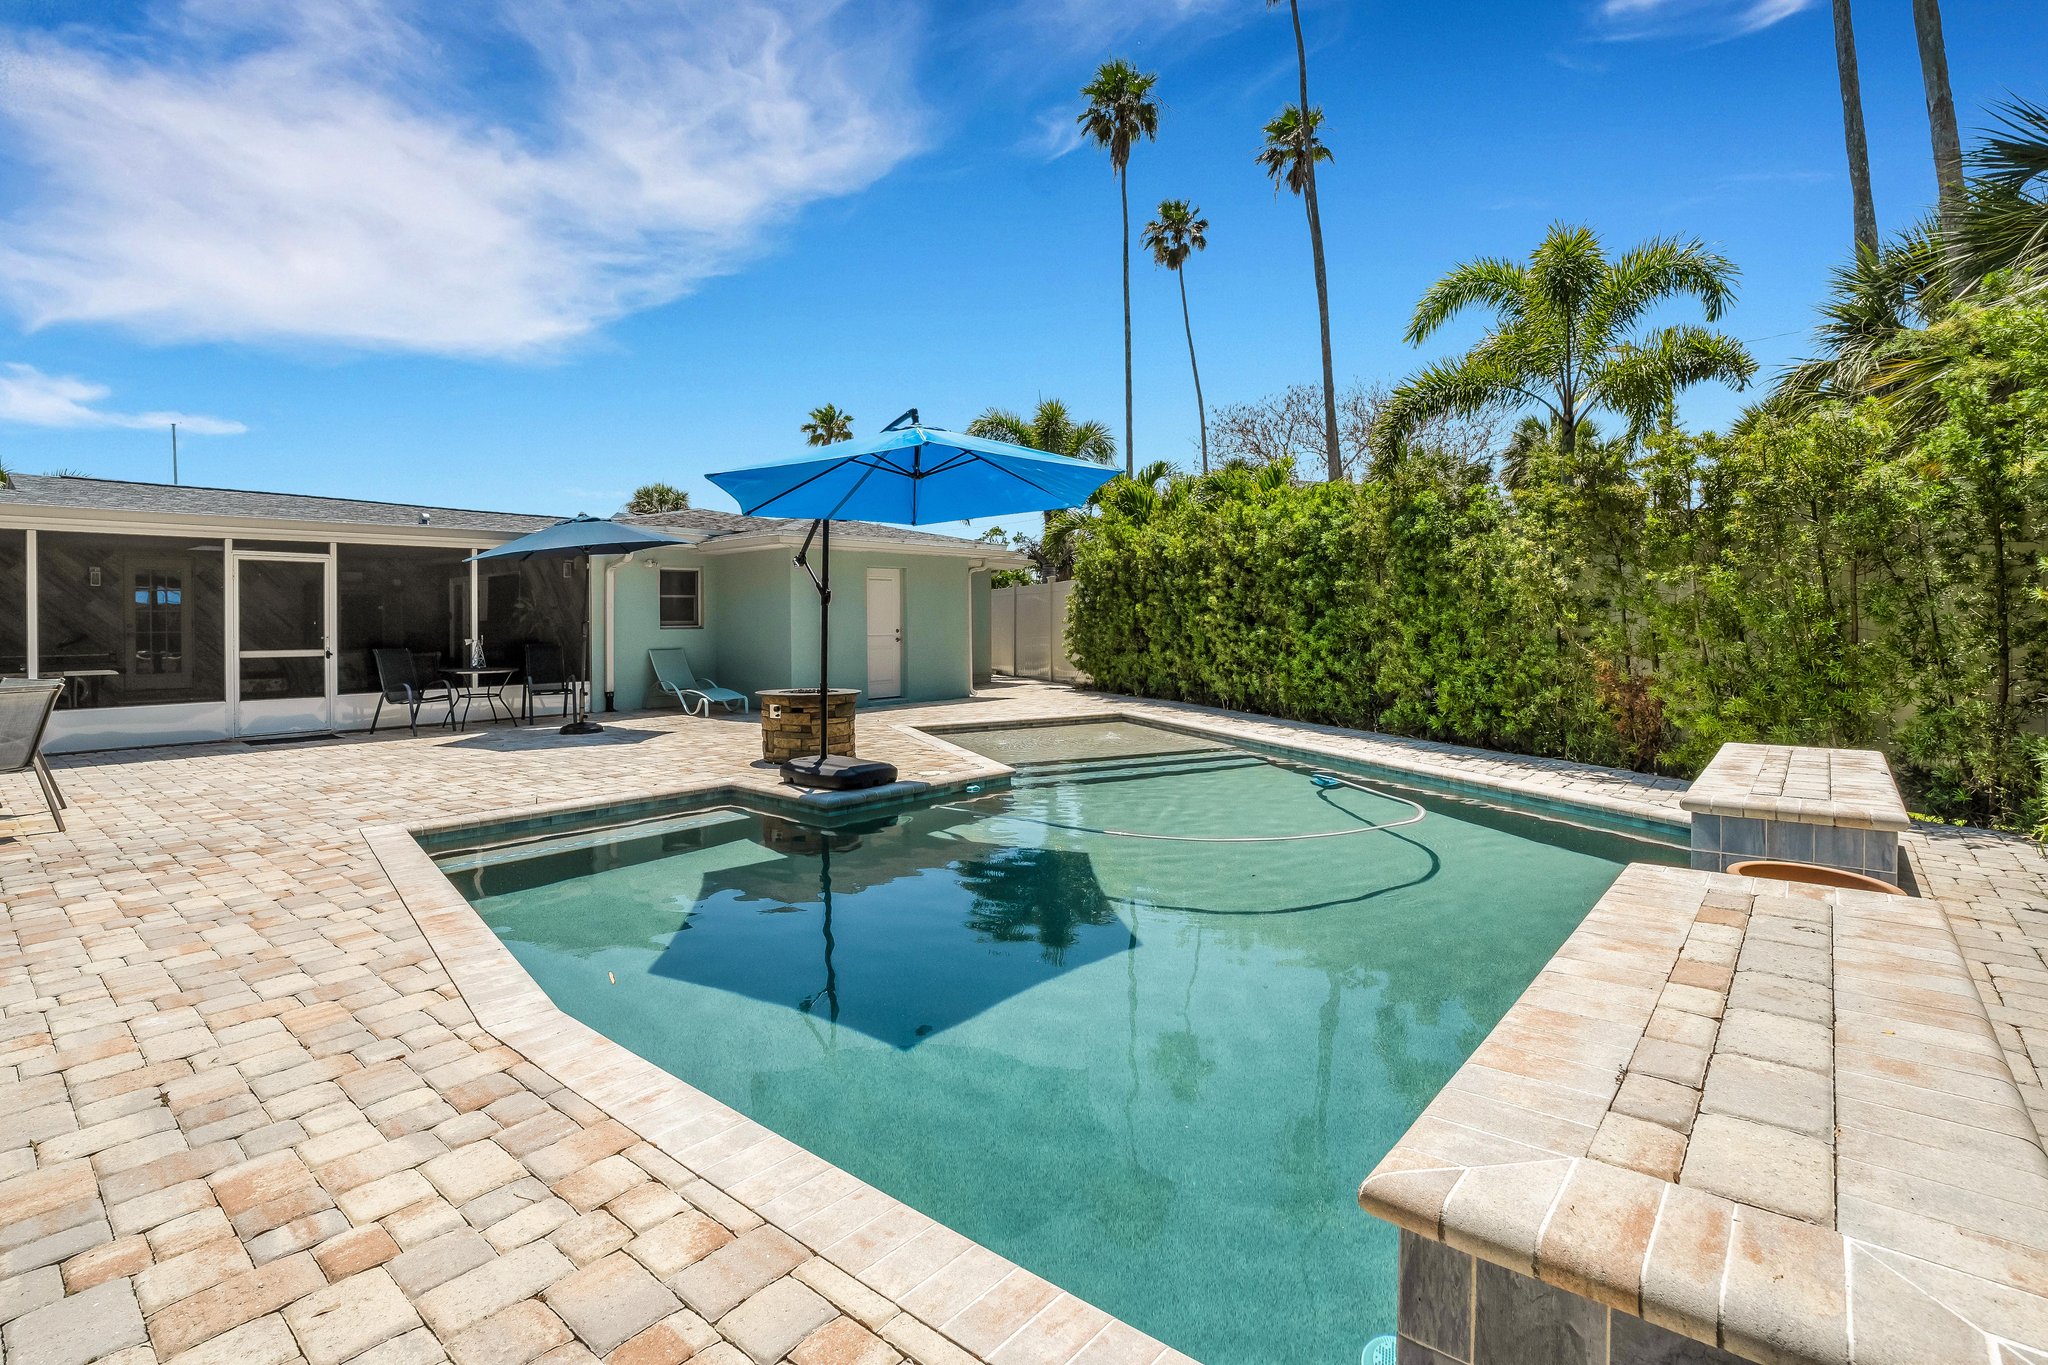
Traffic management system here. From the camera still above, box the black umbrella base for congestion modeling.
[781,755,899,791]
[559,720,605,736]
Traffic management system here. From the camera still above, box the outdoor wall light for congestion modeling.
[88,566,102,588]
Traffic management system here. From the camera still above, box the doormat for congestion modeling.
[241,733,342,747]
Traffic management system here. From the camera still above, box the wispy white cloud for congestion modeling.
[1028,0,1241,53]
[1591,0,1817,41]
[0,363,246,434]
[1023,108,1087,162]
[0,0,921,358]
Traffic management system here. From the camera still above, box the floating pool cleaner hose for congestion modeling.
[949,769,1425,843]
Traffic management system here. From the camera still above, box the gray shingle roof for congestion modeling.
[0,473,562,534]
[0,473,1012,558]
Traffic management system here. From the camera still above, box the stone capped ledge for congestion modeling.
[365,805,1192,1365]
[1359,862,2048,1365]
[1680,743,1911,832]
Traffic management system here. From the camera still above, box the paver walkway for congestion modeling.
[2,682,2045,1365]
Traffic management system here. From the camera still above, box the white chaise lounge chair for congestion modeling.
[649,647,749,716]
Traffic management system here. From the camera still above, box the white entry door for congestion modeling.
[234,552,335,737]
[866,568,903,700]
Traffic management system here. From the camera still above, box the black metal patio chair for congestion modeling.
[0,679,68,833]
[370,648,455,736]
[521,642,580,723]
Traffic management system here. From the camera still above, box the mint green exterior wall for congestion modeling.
[701,550,795,704]
[971,571,993,686]
[591,544,979,713]
[785,549,973,703]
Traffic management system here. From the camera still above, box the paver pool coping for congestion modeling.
[12,682,2048,1365]
[363,704,1701,1365]
[1359,861,2048,1364]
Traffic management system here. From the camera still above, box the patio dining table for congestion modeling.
[440,665,520,731]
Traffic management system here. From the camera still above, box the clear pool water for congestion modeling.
[437,721,1683,1365]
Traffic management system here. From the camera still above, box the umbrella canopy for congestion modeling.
[706,414,1117,524]
[705,411,1116,786]
[469,514,688,562]
[467,515,690,736]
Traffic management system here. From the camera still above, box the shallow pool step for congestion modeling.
[1010,749,1266,788]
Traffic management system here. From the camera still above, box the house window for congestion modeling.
[35,530,226,707]
[659,569,702,629]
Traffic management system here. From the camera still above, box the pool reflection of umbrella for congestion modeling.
[669,807,1130,1048]
[707,410,1115,787]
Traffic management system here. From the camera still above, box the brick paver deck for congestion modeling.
[4,682,2046,1365]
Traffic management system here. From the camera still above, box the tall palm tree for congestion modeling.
[1256,106,1340,481]
[1912,0,1965,237]
[799,404,853,446]
[1374,225,1756,458]
[625,482,689,513]
[967,399,1117,464]
[1142,200,1211,472]
[1078,59,1160,477]
[1830,0,1878,254]
[1265,0,1339,482]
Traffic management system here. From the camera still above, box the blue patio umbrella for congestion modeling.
[471,515,690,735]
[708,410,1117,786]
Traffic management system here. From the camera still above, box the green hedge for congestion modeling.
[1068,304,2048,826]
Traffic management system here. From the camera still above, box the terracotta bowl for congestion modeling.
[1727,859,1902,895]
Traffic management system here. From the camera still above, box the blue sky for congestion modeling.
[0,0,2041,526]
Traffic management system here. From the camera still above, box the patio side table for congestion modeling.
[441,666,519,730]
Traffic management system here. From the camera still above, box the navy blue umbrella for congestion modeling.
[472,515,690,734]
[708,410,1116,782]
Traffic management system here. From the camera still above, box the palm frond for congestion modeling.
[1404,259,1528,345]
[1375,355,1556,455]
[1973,95,2048,195]
[1774,232,1940,405]
[1586,237,1741,344]
[1143,198,1207,270]
[1594,326,1757,439]
[1255,105,1331,197]
[1078,59,1160,172]
[967,408,1031,446]
[1067,420,1117,464]
[1527,223,1605,324]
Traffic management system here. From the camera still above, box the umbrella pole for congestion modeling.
[818,519,830,766]
[562,552,603,735]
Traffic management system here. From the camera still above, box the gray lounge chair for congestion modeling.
[649,647,748,716]
[0,679,68,832]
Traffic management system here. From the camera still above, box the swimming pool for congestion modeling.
[431,720,1685,1364]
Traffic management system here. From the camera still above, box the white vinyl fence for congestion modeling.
[990,580,1087,683]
